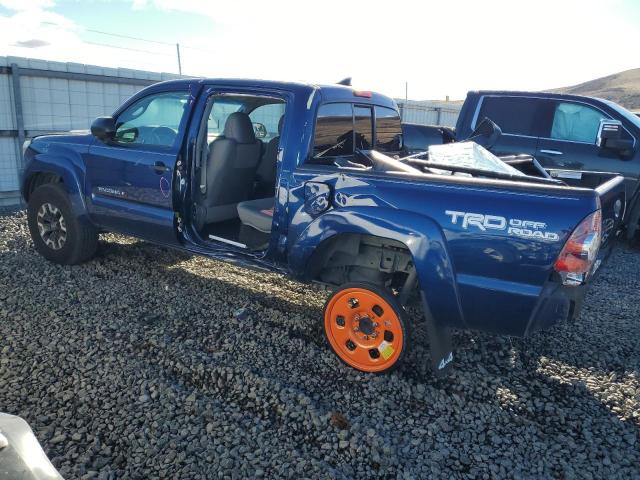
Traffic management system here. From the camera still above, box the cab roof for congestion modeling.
[472,89,611,105]
[145,78,398,110]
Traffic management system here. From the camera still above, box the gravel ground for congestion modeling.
[0,210,639,479]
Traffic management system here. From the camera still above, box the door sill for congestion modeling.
[208,234,247,249]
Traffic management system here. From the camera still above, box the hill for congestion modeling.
[548,68,640,111]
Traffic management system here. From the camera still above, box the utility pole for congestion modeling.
[405,81,408,102]
[176,43,182,75]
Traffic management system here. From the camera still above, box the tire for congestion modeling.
[323,282,410,373]
[27,183,98,265]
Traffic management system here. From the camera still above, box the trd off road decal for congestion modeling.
[445,210,560,242]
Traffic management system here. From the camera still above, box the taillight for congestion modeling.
[554,210,602,286]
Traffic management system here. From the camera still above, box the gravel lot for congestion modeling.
[0,209,639,479]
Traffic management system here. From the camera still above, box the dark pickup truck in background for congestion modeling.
[403,91,640,239]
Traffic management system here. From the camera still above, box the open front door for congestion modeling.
[85,90,191,245]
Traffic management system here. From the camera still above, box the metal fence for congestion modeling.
[0,56,183,206]
[396,100,462,128]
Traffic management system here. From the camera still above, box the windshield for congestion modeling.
[600,99,640,130]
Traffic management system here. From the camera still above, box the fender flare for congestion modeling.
[288,206,465,330]
[22,152,89,221]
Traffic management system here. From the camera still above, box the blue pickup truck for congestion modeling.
[404,90,640,240]
[21,79,626,375]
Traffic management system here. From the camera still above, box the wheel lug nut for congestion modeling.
[348,298,359,309]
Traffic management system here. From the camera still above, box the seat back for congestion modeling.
[198,112,261,224]
[255,115,284,195]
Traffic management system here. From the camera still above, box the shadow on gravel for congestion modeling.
[108,240,640,420]
[97,238,640,386]
[2,226,638,478]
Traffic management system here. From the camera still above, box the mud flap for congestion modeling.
[421,291,454,377]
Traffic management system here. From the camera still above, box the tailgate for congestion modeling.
[548,169,626,249]
[595,174,626,248]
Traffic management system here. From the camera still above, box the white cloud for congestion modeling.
[0,0,638,100]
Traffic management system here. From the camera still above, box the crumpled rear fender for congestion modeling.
[288,206,465,329]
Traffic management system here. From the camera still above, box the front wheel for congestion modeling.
[27,183,98,265]
[323,283,410,373]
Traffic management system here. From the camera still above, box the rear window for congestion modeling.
[354,105,373,150]
[375,106,402,152]
[477,97,539,136]
[311,103,401,163]
[312,103,354,159]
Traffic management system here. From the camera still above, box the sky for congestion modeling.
[0,0,639,100]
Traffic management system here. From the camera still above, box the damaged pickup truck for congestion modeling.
[21,79,626,375]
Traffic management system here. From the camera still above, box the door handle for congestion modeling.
[540,149,563,156]
[152,161,168,174]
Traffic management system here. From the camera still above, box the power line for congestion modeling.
[82,40,174,57]
[85,28,176,47]
[35,21,218,73]
[82,25,217,55]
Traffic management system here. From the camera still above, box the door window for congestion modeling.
[115,91,190,147]
[477,97,539,136]
[550,102,607,144]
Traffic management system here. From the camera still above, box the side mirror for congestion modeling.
[252,122,267,139]
[91,116,116,142]
[597,119,635,159]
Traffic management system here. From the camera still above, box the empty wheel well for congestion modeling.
[308,233,415,292]
[24,173,63,201]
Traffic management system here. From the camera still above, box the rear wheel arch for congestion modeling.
[305,232,418,297]
[291,209,464,327]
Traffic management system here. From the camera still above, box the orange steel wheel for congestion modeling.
[323,283,408,373]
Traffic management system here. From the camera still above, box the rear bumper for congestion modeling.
[524,240,613,336]
[524,281,587,336]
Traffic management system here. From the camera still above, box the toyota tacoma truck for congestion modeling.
[21,79,626,376]
[403,90,640,239]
